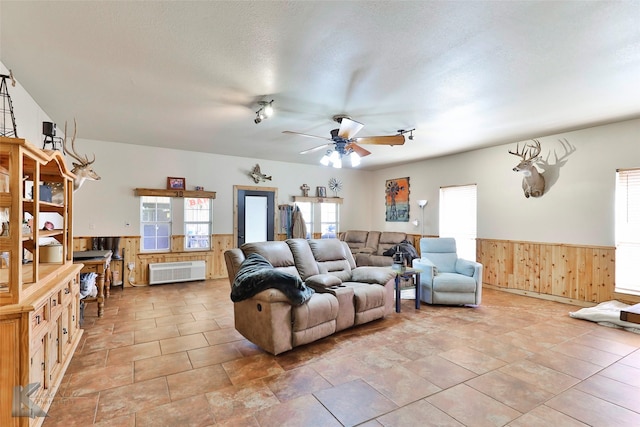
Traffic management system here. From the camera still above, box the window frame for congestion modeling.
[140,196,172,252]
[294,200,340,239]
[184,197,212,250]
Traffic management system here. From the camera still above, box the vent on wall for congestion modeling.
[148,261,206,285]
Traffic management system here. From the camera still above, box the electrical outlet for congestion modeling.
[127,263,135,270]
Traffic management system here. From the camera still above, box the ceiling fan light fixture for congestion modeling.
[332,157,342,169]
[320,152,331,166]
[329,150,340,164]
[350,151,361,167]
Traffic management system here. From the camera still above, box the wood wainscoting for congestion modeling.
[477,238,615,306]
[74,234,621,306]
[74,235,235,286]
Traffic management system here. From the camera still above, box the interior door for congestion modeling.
[235,186,276,246]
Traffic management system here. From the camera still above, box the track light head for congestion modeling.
[397,128,416,140]
[253,99,274,124]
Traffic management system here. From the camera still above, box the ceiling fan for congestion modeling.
[282,115,405,167]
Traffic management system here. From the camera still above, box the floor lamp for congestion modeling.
[418,199,428,237]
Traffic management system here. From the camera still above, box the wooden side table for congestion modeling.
[74,250,112,318]
[394,267,421,313]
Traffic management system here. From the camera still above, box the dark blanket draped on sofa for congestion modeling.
[230,253,314,305]
[382,239,419,264]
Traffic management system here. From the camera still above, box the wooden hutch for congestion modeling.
[0,137,83,427]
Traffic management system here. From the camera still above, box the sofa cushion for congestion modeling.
[341,230,369,253]
[376,232,408,256]
[230,253,314,305]
[424,253,457,273]
[351,266,396,285]
[309,239,353,281]
[242,240,300,277]
[287,238,321,279]
[433,273,477,292]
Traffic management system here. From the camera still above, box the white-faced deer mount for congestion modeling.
[509,139,545,198]
[62,120,101,191]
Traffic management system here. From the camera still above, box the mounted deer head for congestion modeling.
[509,139,545,198]
[62,120,101,191]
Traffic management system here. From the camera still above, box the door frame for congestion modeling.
[233,185,278,247]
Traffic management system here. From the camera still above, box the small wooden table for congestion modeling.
[74,250,112,318]
[394,267,421,313]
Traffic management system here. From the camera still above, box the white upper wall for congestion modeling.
[3,60,639,246]
[1,61,374,237]
[373,119,640,246]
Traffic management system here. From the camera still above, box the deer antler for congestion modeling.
[509,139,541,161]
[63,119,95,166]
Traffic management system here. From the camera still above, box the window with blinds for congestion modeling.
[439,184,477,261]
[615,168,640,295]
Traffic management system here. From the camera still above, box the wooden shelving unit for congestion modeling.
[134,188,217,198]
[0,137,83,427]
[293,196,343,204]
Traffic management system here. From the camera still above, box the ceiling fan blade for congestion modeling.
[337,118,364,139]
[355,134,405,146]
[346,142,371,157]
[300,143,333,155]
[283,130,331,141]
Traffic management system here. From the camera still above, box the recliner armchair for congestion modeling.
[412,237,482,305]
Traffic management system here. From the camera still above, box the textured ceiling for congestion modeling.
[2,1,640,170]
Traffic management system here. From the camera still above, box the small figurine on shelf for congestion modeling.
[300,183,310,197]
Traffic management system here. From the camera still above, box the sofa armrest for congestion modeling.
[455,259,482,278]
[250,288,295,304]
[412,258,436,285]
[305,274,342,289]
[351,266,396,285]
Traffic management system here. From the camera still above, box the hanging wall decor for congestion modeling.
[385,177,410,222]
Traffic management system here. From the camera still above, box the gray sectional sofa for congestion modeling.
[339,230,409,266]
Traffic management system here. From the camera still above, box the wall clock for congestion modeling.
[328,177,343,197]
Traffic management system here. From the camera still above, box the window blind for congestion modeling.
[615,169,640,294]
[439,184,477,261]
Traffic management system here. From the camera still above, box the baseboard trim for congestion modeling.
[484,284,597,308]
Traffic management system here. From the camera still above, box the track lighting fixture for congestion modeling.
[397,128,415,140]
[254,99,274,124]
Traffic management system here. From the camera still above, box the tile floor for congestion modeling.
[43,280,640,427]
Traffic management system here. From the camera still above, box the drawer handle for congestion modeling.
[41,362,45,371]
[52,299,57,306]
[64,288,70,294]
[63,328,68,335]
[35,315,41,324]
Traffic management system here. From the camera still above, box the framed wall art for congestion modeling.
[167,177,186,190]
[385,177,410,222]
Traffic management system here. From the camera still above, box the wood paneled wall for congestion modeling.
[74,234,627,306]
[477,238,615,305]
[74,234,234,286]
